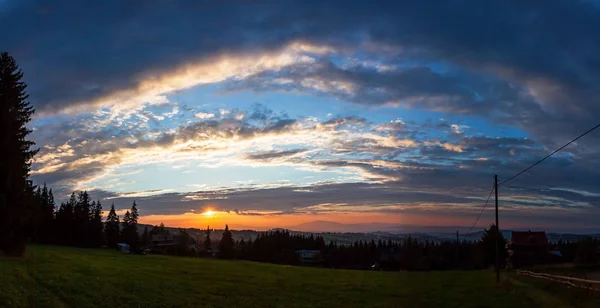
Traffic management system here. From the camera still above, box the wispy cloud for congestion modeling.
[7,0,600,230]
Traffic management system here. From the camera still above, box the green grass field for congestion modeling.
[0,246,598,307]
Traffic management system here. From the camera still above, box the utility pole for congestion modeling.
[494,174,500,283]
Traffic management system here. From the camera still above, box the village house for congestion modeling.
[295,250,323,264]
[149,232,178,254]
[506,231,560,268]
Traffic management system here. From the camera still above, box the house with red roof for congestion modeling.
[506,231,558,268]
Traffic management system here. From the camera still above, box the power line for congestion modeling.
[464,184,495,237]
[499,123,600,186]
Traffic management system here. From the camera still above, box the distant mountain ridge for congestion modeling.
[292,220,600,235]
[293,220,481,234]
[133,221,600,245]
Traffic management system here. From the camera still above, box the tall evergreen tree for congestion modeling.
[30,186,42,242]
[128,201,139,248]
[104,204,120,248]
[121,210,132,244]
[73,191,92,246]
[219,225,234,259]
[120,201,139,248]
[175,228,193,256]
[0,52,39,256]
[204,226,212,251]
[90,200,103,247]
[480,224,507,268]
[44,188,56,243]
[63,193,77,245]
[130,201,139,225]
[37,184,52,242]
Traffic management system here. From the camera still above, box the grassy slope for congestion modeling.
[0,246,594,308]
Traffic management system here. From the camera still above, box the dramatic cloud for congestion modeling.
[5,0,600,231]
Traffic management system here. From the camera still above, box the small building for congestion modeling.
[117,243,130,254]
[150,232,178,254]
[295,250,323,264]
[507,231,554,268]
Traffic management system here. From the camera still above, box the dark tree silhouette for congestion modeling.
[90,200,103,247]
[0,52,39,256]
[480,224,507,268]
[105,204,120,248]
[120,201,139,248]
[130,201,139,226]
[204,226,212,251]
[55,193,76,245]
[129,201,139,248]
[45,188,56,241]
[175,228,195,256]
[32,183,55,244]
[73,191,91,246]
[121,210,132,243]
[574,237,598,265]
[219,225,234,259]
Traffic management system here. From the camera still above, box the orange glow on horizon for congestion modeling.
[138,211,409,230]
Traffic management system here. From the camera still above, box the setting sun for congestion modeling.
[203,210,215,217]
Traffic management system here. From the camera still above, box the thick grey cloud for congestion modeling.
[224,61,508,114]
[3,1,599,114]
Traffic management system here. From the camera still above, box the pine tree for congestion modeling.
[120,201,139,248]
[128,201,139,248]
[37,184,54,243]
[0,52,39,256]
[130,201,139,225]
[65,193,77,245]
[204,226,212,252]
[175,228,193,256]
[73,191,92,246]
[90,200,103,247]
[104,204,120,248]
[219,225,234,259]
[45,188,55,243]
[122,210,131,244]
[31,186,41,240]
[480,224,507,268]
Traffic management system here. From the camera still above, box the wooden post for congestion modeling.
[495,174,500,283]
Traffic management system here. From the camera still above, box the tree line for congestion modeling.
[229,228,495,270]
[20,184,600,271]
[29,183,141,249]
[154,223,505,270]
[155,224,600,271]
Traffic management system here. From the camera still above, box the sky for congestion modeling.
[3,0,600,233]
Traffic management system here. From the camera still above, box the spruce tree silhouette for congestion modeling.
[0,52,39,256]
[105,204,120,248]
[219,225,235,259]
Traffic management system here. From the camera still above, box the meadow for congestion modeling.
[0,246,598,308]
